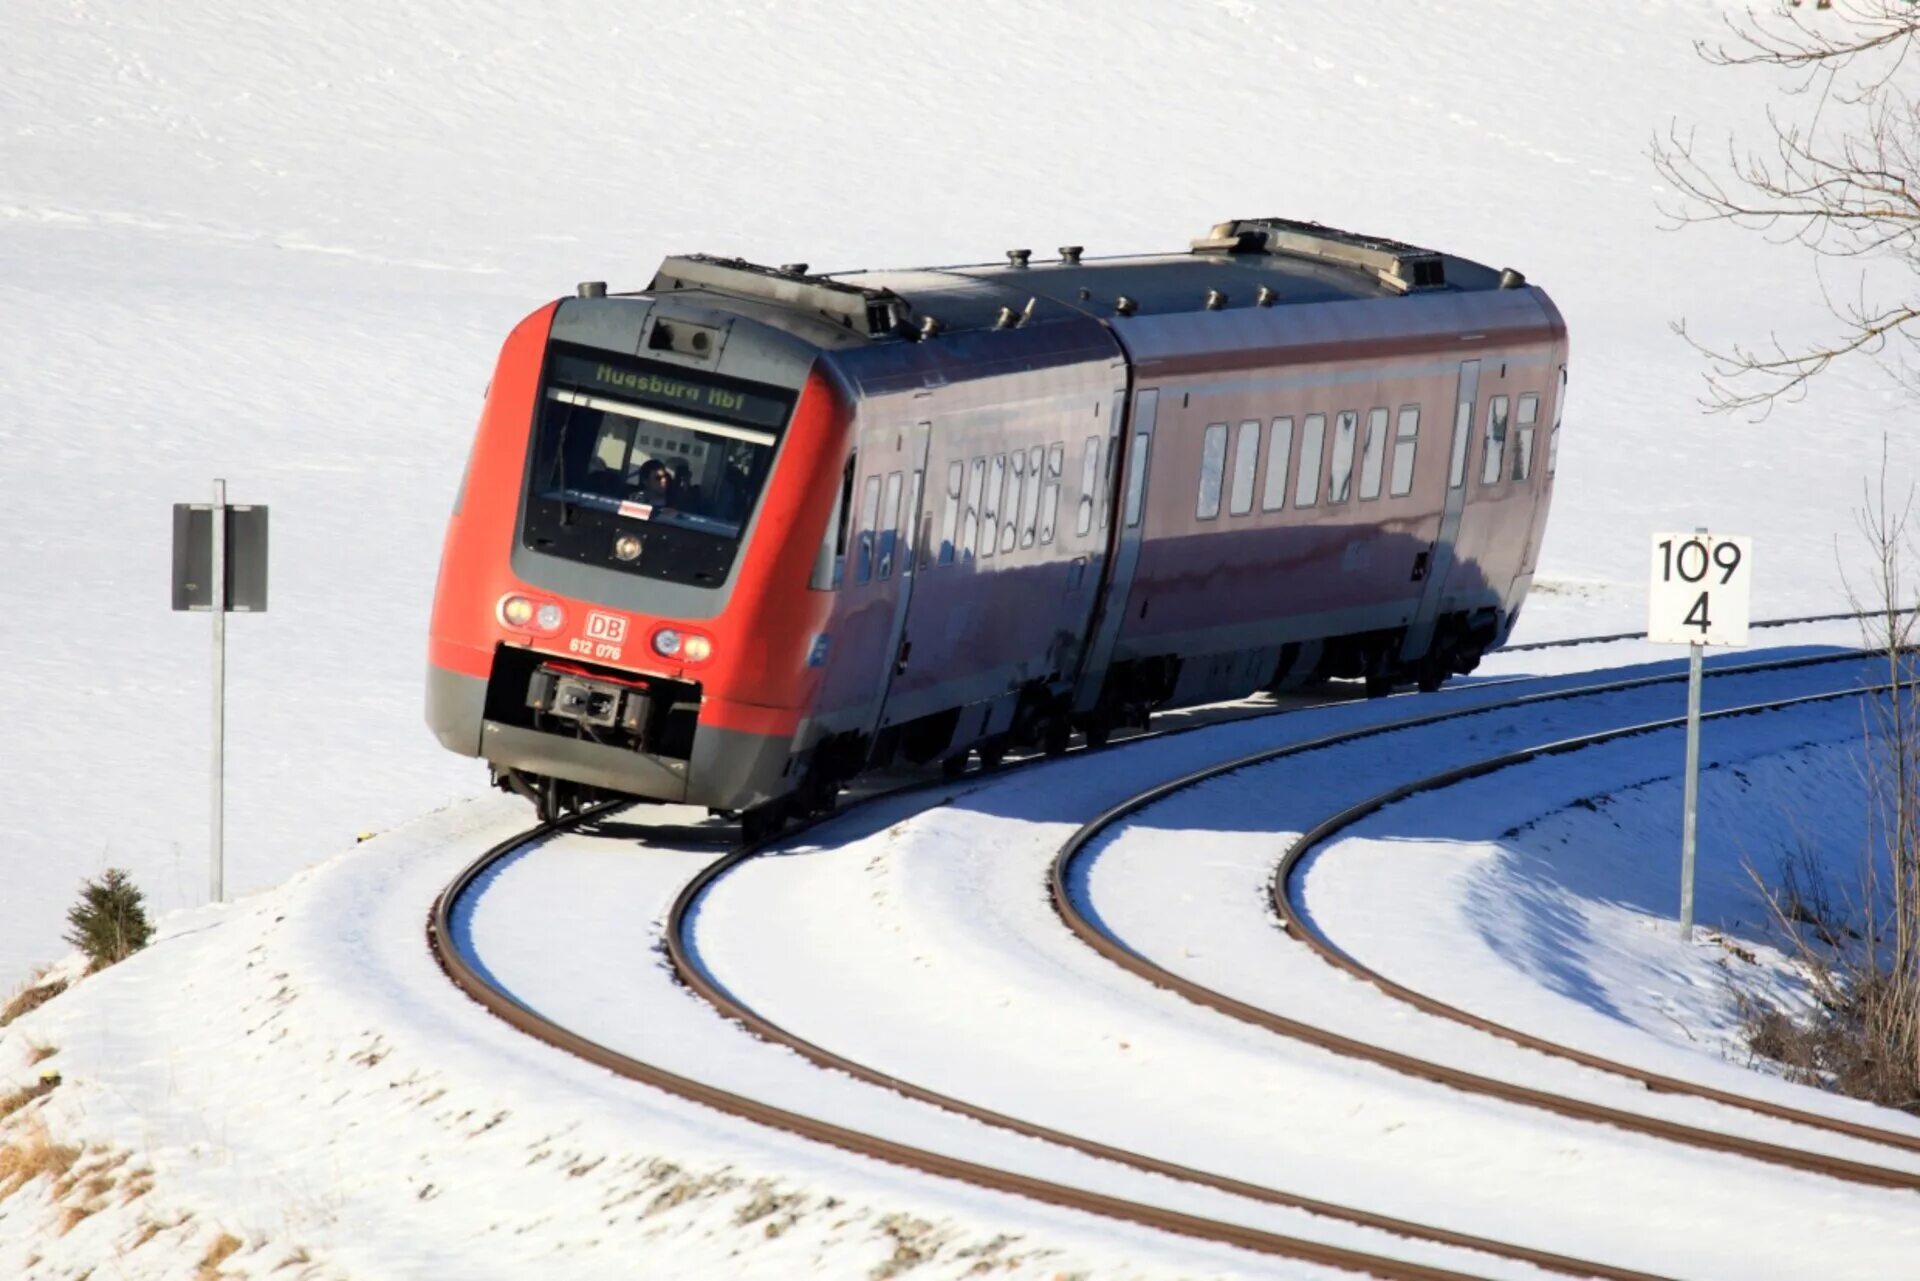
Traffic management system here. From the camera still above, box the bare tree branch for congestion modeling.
[1655,1,1920,414]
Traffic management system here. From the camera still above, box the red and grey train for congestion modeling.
[426,218,1568,830]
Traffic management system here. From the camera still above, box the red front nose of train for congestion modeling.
[425,299,847,811]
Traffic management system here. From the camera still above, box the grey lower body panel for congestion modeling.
[432,658,792,810]
[426,664,488,756]
[480,720,693,803]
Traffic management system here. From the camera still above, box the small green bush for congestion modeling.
[64,869,152,972]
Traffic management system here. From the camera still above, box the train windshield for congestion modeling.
[522,347,795,588]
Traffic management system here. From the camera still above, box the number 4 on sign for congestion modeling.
[1648,532,1753,648]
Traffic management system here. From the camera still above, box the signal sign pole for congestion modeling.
[211,478,226,904]
[1679,530,1704,941]
[172,483,269,905]
[1648,528,1753,941]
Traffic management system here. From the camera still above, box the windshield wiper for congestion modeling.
[545,399,579,527]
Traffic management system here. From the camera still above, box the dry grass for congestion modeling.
[1,977,67,1028]
[0,1073,60,1124]
[1742,970,1920,1110]
[0,1115,81,1200]
[25,1041,58,1066]
[197,1231,244,1279]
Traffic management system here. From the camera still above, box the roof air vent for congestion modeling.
[919,315,944,339]
[994,305,1019,329]
[1498,267,1527,290]
[1256,285,1276,307]
[1115,295,1137,316]
[1059,245,1084,265]
[780,262,810,276]
[1007,249,1031,268]
[576,281,607,298]
[1205,289,1228,310]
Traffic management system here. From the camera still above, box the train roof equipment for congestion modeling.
[635,217,1527,343]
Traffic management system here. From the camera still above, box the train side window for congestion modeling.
[1001,452,1024,553]
[1448,403,1471,488]
[1513,393,1539,481]
[1328,411,1357,504]
[1040,443,1064,544]
[1262,417,1293,512]
[938,460,962,565]
[982,455,1005,557]
[855,472,881,584]
[963,458,984,559]
[1390,406,1420,497]
[1358,408,1387,500]
[1548,365,1566,475]
[1077,436,1100,536]
[808,450,856,590]
[877,471,903,579]
[1197,423,1228,520]
[1229,420,1260,516]
[1124,431,1151,527]
[1481,395,1509,485]
[1020,445,1044,547]
[1294,414,1325,507]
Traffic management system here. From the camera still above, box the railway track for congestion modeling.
[432,816,1615,1279]
[1049,661,1920,1190]
[428,617,1904,1279]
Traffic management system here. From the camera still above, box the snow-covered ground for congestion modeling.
[8,0,1920,1276]
[3,0,1916,984]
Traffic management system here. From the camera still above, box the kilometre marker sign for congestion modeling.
[1648,532,1752,647]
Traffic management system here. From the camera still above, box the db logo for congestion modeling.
[585,611,628,643]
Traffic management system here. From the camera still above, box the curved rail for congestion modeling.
[1503,604,1905,652]
[664,829,1663,1280]
[1267,685,1920,1151]
[1048,659,1920,1190]
[430,809,1597,1279]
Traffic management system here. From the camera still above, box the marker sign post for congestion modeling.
[1648,529,1752,940]
[172,481,269,904]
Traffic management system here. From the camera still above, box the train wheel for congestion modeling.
[536,775,562,824]
[1042,717,1072,756]
[940,753,970,779]
[1417,669,1447,693]
[1364,674,1396,700]
[739,800,788,845]
[977,739,1008,772]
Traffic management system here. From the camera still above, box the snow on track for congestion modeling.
[2,799,1355,1281]
[451,800,1558,1279]
[674,652,1920,1280]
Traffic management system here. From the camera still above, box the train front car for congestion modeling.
[426,284,848,823]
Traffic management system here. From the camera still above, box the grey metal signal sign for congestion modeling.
[172,502,269,612]
[172,481,266,907]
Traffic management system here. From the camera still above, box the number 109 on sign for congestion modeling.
[1648,532,1753,647]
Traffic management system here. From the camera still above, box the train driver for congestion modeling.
[634,458,678,510]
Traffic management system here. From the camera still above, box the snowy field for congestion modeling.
[3,0,1916,983]
[7,0,1920,1276]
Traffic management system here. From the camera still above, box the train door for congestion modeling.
[870,420,933,731]
[813,419,931,741]
[1401,360,1478,662]
[1071,387,1154,714]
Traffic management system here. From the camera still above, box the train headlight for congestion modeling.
[681,634,713,662]
[614,534,641,562]
[499,595,535,628]
[535,603,564,632]
[652,627,682,658]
